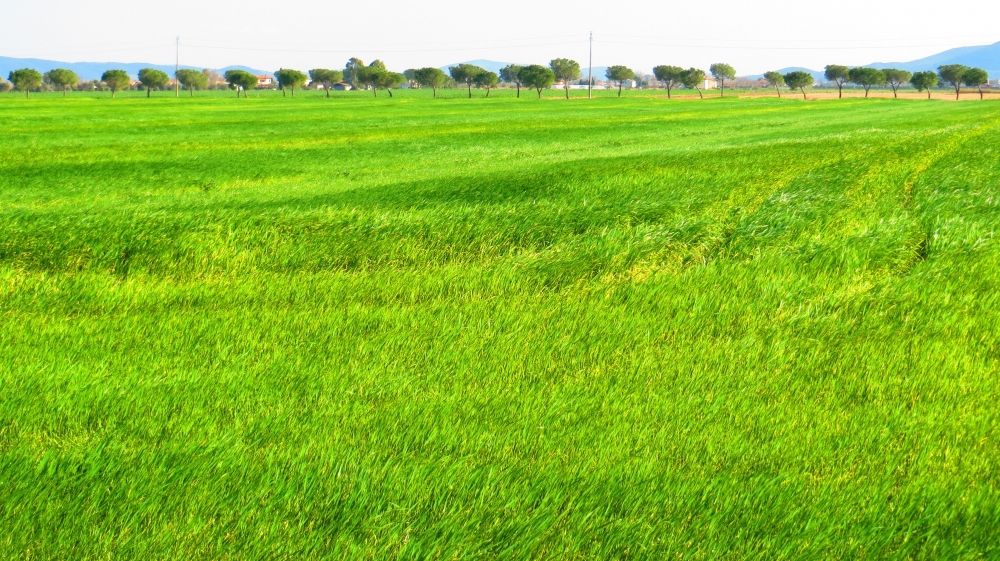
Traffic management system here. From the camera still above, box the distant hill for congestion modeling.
[440,60,612,82]
[6,40,997,84]
[438,60,522,74]
[745,67,826,82]
[744,42,1000,82]
[0,56,269,81]
[867,41,1000,78]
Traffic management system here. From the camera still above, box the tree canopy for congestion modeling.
[309,68,344,97]
[783,71,813,99]
[376,71,406,97]
[709,63,736,97]
[9,68,43,98]
[652,65,683,98]
[518,65,555,98]
[605,65,635,98]
[473,70,499,97]
[763,71,785,97]
[224,70,258,98]
[847,67,885,97]
[46,68,79,96]
[344,58,365,88]
[679,68,706,99]
[274,68,307,97]
[500,64,524,97]
[138,68,170,98]
[356,63,388,97]
[824,65,849,98]
[882,69,912,98]
[101,69,131,98]
[449,64,486,98]
[937,64,969,100]
[175,68,208,97]
[963,67,989,100]
[910,71,939,98]
[413,67,447,97]
[549,58,580,99]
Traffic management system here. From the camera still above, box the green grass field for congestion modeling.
[2,90,1000,559]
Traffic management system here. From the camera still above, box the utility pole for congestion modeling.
[175,37,180,98]
[588,32,593,99]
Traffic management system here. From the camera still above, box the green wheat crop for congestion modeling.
[2,90,999,559]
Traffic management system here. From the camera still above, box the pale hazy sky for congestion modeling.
[4,0,999,75]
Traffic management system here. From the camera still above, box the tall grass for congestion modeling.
[1,92,999,559]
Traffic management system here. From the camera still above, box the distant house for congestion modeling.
[702,77,718,90]
[257,75,273,87]
[332,82,353,91]
[592,79,637,89]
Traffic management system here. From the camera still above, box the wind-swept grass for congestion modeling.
[1,92,999,559]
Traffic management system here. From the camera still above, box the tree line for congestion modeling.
[4,58,993,100]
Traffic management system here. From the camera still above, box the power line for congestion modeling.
[179,40,588,54]
[594,39,999,51]
[595,32,1000,45]
[181,34,586,49]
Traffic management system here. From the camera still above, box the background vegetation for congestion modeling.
[2,92,999,558]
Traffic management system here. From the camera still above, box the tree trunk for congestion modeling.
[720,78,724,97]
[147,88,151,98]
[111,88,115,98]
[467,82,472,98]
[864,86,870,98]
[980,86,984,100]
[432,87,437,98]
[564,83,569,99]
[696,87,702,99]
[26,89,29,99]
[190,87,194,97]
[667,84,671,99]
[955,84,960,100]
[372,86,377,98]
[486,87,490,98]
[775,85,781,98]
[64,87,67,97]
[801,87,807,100]
[326,84,330,98]
[516,83,520,98]
[387,88,393,97]
[927,90,931,99]
[892,84,898,98]
[282,87,286,97]
[537,88,542,99]
[838,82,843,98]
[618,82,622,97]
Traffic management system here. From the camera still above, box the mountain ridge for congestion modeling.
[0,57,269,81]
[4,40,998,83]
